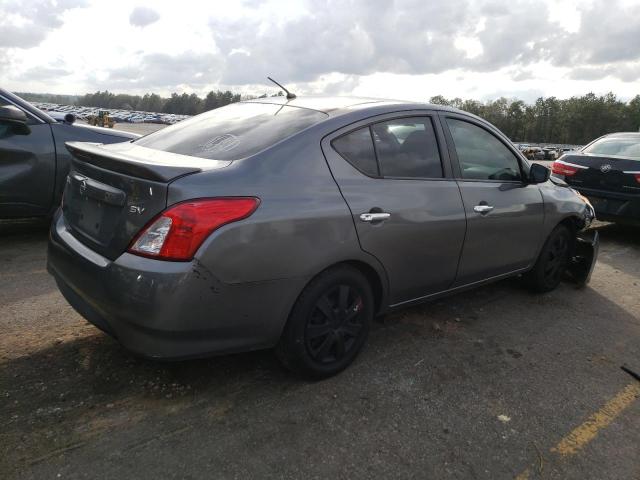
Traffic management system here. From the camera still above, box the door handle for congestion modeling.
[359,212,391,222]
[473,205,494,214]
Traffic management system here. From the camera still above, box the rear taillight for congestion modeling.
[551,161,578,176]
[634,174,640,184]
[128,197,260,261]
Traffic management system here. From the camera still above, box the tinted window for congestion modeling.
[332,127,378,176]
[372,117,442,178]
[135,102,327,160]
[447,119,522,181]
[583,137,640,160]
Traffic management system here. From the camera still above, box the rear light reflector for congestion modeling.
[551,161,579,176]
[128,197,259,261]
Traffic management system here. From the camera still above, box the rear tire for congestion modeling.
[525,224,572,293]
[276,266,374,379]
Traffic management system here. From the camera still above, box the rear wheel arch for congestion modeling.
[340,260,385,314]
[288,259,387,322]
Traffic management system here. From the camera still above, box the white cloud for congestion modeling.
[129,6,160,27]
[0,0,639,102]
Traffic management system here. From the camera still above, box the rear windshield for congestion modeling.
[583,137,640,160]
[135,102,327,160]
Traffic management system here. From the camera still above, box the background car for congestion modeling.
[551,132,640,225]
[523,146,546,160]
[47,96,597,378]
[542,147,558,160]
[0,89,138,218]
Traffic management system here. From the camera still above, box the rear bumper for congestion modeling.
[47,213,304,360]
[574,186,640,224]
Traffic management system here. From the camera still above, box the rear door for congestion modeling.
[440,113,544,286]
[322,111,466,306]
[0,95,56,217]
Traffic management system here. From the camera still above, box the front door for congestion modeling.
[0,97,56,217]
[322,112,466,306]
[440,114,545,286]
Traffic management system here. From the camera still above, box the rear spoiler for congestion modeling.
[65,142,231,182]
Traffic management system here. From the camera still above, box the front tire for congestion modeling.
[276,266,374,379]
[525,224,572,293]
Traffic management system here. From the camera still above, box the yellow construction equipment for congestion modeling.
[86,110,114,128]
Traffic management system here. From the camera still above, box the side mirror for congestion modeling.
[64,113,76,124]
[529,163,550,184]
[0,105,30,135]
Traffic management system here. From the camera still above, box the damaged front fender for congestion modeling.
[566,229,599,287]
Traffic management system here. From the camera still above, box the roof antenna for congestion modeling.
[267,77,296,100]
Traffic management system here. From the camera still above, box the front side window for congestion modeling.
[446,118,522,181]
[135,102,327,161]
[371,117,442,178]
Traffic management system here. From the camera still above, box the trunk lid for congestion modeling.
[560,153,640,194]
[63,141,231,260]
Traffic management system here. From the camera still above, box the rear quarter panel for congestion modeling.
[167,128,389,300]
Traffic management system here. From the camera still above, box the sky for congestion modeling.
[1,0,639,103]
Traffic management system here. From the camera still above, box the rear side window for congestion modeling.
[446,118,522,181]
[135,102,327,160]
[332,127,379,176]
[371,117,442,178]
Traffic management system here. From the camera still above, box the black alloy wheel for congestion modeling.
[525,224,572,293]
[305,284,365,364]
[276,266,374,378]
[543,230,570,285]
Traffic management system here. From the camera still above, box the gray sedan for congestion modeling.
[47,96,598,378]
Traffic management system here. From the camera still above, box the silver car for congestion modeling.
[47,96,598,378]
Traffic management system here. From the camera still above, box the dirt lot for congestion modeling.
[1,220,639,479]
[111,122,166,136]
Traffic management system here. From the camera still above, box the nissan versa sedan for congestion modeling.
[551,132,640,225]
[47,96,598,378]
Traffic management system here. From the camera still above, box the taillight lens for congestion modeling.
[128,197,260,261]
[634,174,640,184]
[551,161,578,176]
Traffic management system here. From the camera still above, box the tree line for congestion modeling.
[18,90,640,144]
[73,90,244,116]
[429,92,640,145]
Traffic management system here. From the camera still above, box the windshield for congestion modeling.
[583,137,640,160]
[135,102,327,160]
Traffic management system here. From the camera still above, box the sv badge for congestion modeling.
[129,205,145,214]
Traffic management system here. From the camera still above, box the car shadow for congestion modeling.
[0,218,56,304]
[591,222,640,279]
[2,273,638,477]
[0,217,51,238]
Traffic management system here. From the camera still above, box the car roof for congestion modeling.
[245,95,464,117]
[602,132,640,139]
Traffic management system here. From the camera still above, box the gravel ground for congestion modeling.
[0,220,638,479]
